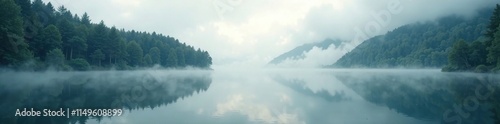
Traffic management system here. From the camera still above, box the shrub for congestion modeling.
[68,58,90,71]
[474,65,489,73]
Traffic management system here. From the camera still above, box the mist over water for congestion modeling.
[0,70,212,124]
[0,69,499,124]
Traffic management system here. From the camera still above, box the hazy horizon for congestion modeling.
[42,0,499,68]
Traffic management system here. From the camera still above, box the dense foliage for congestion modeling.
[0,0,212,71]
[443,4,500,73]
[333,8,493,68]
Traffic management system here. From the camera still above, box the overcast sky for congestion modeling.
[45,0,498,69]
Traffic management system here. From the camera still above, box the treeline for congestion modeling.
[0,0,212,71]
[443,4,500,73]
[332,7,492,68]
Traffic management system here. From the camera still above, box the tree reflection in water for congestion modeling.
[0,70,212,124]
[335,72,500,124]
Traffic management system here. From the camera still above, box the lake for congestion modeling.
[0,69,499,124]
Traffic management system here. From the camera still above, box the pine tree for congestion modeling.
[149,47,160,65]
[14,0,32,17]
[486,4,500,43]
[487,25,500,66]
[167,48,178,67]
[0,0,33,67]
[90,49,104,66]
[176,48,186,67]
[58,18,76,58]
[106,26,120,64]
[1,0,212,70]
[127,41,143,66]
[81,12,91,26]
[144,54,152,66]
[116,38,128,63]
[67,36,87,59]
[483,4,500,68]
[87,20,108,58]
[36,24,62,60]
[159,43,169,66]
[45,48,65,67]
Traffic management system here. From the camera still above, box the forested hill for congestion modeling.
[268,39,342,65]
[0,0,212,71]
[332,7,493,68]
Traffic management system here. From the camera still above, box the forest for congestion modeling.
[332,5,500,73]
[443,5,500,73]
[0,0,212,71]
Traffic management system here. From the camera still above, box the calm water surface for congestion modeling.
[0,69,499,124]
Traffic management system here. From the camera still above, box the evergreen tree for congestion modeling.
[45,48,66,69]
[81,12,91,26]
[149,47,160,65]
[106,26,120,64]
[486,4,500,43]
[58,18,76,58]
[487,25,500,66]
[90,49,104,66]
[127,41,143,66]
[159,43,169,66]
[87,20,108,58]
[167,48,178,67]
[185,48,196,66]
[144,54,152,66]
[176,48,186,67]
[116,38,128,63]
[74,23,89,39]
[441,5,500,72]
[35,24,62,60]
[67,36,87,59]
[14,0,32,17]
[32,0,54,26]
[0,0,33,66]
[1,0,212,70]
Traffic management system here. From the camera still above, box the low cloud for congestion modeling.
[46,0,499,68]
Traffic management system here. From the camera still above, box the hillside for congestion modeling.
[443,4,500,73]
[269,38,342,65]
[332,8,493,68]
[0,0,212,71]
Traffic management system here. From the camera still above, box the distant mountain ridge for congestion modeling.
[268,39,343,65]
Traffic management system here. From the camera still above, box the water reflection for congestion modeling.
[1,69,499,124]
[333,70,500,124]
[272,76,351,102]
[0,70,212,124]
